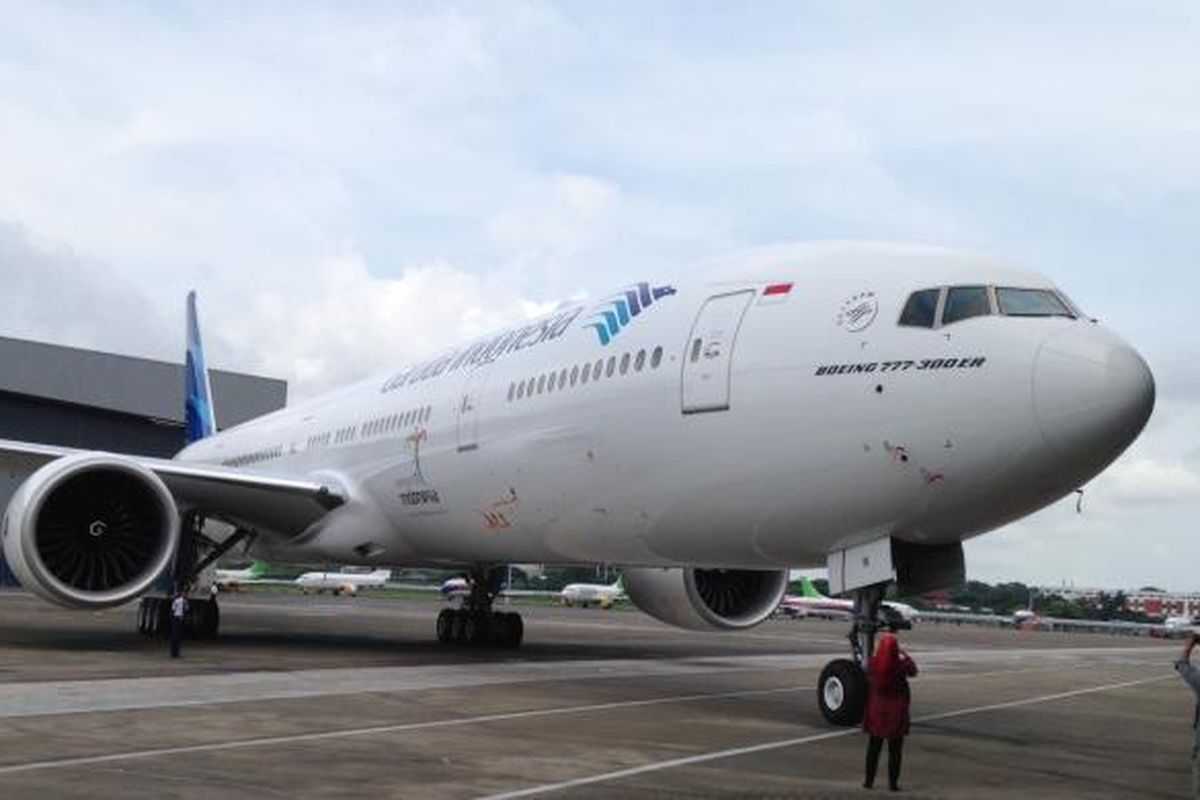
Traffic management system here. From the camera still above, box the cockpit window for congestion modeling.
[995,287,1074,318]
[898,289,940,328]
[942,286,991,325]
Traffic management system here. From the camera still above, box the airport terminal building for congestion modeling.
[0,335,287,584]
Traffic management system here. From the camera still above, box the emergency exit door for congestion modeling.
[681,290,755,414]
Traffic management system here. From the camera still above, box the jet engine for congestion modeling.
[2,453,180,609]
[622,566,788,631]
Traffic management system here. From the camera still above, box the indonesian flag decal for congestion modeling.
[759,281,794,304]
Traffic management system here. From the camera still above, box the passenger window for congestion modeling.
[651,346,663,368]
[559,368,569,387]
[582,362,591,383]
[516,381,525,400]
[898,289,940,328]
[619,353,630,375]
[547,372,556,393]
[606,356,616,377]
[537,375,546,394]
[995,287,1073,318]
[634,349,646,371]
[594,359,604,380]
[508,383,515,402]
[570,365,579,386]
[690,338,702,362]
[942,286,991,325]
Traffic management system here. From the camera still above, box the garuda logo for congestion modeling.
[584,283,676,346]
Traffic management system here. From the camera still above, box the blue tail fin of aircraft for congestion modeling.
[185,291,216,443]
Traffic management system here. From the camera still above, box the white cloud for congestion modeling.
[218,254,552,398]
[1098,457,1200,505]
[0,223,169,356]
[0,2,1198,589]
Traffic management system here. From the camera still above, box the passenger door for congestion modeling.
[456,364,490,452]
[681,290,755,414]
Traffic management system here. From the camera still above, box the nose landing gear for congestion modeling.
[816,583,888,726]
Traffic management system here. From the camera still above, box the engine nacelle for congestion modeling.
[2,453,180,609]
[623,566,788,631]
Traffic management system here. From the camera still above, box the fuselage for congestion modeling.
[178,243,1154,572]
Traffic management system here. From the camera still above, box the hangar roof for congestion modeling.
[0,336,286,428]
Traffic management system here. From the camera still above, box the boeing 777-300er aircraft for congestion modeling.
[0,243,1154,725]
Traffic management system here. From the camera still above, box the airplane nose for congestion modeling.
[1033,325,1155,471]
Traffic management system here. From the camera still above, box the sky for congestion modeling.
[0,1,1197,590]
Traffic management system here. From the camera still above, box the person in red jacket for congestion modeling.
[863,632,918,791]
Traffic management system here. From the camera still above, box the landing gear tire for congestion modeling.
[137,596,167,637]
[137,597,219,640]
[189,599,220,640]
[818,659,867,727]
[492,611,523,648]
[436,608,455,643]
[436,608,524,647]
[462,612,485,644]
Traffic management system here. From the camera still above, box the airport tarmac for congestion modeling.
[0,589,1188,799]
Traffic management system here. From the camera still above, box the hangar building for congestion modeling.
[0,335,287,584]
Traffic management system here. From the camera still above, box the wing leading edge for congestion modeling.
[0,438,344,536]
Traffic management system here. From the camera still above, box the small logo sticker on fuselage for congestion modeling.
[837,292,878,332]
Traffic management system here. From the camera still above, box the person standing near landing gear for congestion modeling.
[1175,632,1200,798]
[169,589,188,659]
[863,632,918,792]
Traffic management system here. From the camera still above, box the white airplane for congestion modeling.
[440,576,471,599]
[1011,608,1041,627]
[778,577,917,626]
[213,560,270,591]
[560,575,623,608]
[1163,615,1197,637]
[295,568,391,596]
[0,243,1154,726]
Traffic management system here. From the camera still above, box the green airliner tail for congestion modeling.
[798,576,827,599]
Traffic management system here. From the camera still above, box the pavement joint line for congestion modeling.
[0,663,1162,781]
[0,645,1168,719]
[0,684,811,776]
[476,674,1175,800]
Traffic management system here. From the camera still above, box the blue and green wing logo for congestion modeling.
[585,282,676,346]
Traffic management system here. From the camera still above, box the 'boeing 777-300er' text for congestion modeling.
[0,243,1154,725]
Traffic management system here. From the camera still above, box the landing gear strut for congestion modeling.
[817,583,887,726]
[136,513,247,641]
[436,567,523,647]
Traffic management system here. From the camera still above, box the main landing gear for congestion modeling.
[817,583,891,726]
[436,567,523,648]
[136,513,247,642]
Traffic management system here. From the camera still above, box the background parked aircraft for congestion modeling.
[777,578,916,628]
[295,569,391,596]
[213,560,270,591]
[560,575,624,609]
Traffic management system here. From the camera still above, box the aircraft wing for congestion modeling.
[0,439,344,536]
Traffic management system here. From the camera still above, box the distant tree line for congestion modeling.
[911,580,1154,622]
